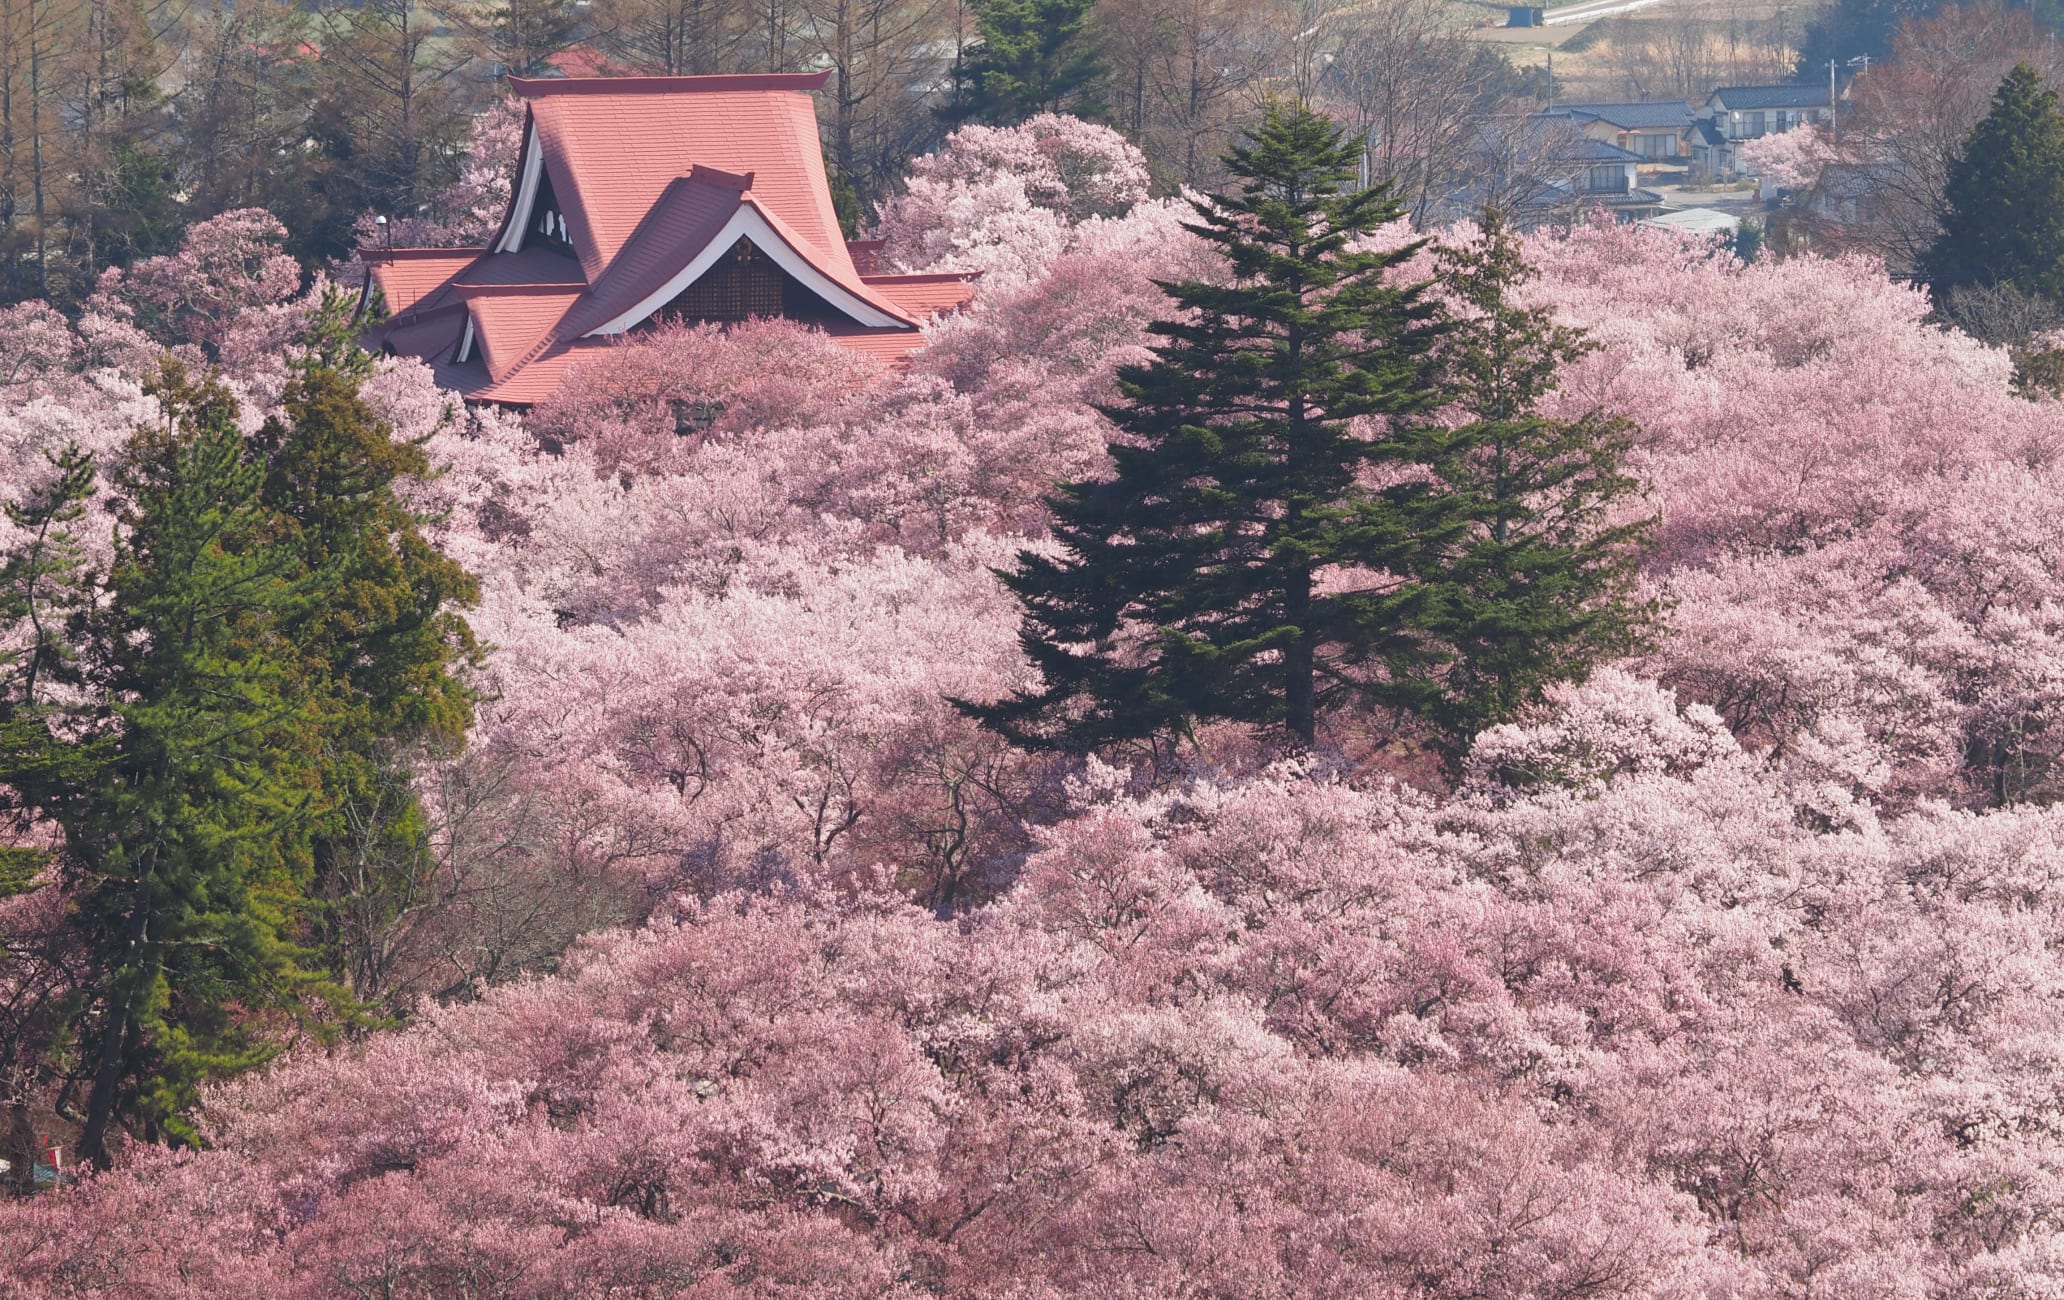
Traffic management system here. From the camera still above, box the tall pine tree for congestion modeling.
[967,101,1447,750]
[0,306,480,1163]
[252,294,479,1003]
[1401,211,1654,743]
[6,367,348,1165]
[1922,63,2064,311]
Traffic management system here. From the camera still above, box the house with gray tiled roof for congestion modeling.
[1541,102,1696,163]
[1449,122,1666,228]
[1697,83,1841,180]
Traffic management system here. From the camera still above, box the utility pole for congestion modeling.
[1546,51,1554,111]
[1830,58,1838,140]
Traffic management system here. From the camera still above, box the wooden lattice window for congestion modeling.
[661,239,784,322]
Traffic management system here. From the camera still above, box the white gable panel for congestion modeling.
[583,205,907,334]
[496,128,547,255]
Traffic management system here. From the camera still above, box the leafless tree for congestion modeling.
[1321,0,1531,226]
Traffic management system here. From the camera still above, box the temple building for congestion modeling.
[360,72,976,405]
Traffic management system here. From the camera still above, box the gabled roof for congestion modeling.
[365,249,485,315]
[368,72,978,404]
[1568,138,1645,164]
[501,73,860,290]
[1708,84,1835,110]
[1551,101,1694,129]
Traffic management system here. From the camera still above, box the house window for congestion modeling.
[1742,111,1767,137]
[1585,164,1627,193]
[1638,132,1673,157]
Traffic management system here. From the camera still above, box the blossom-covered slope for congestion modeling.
[11,118,2064,1296]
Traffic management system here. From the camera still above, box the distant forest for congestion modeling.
[0,0,1551,307]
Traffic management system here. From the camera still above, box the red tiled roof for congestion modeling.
[472,339,617,404]
[462,286,588,382]
[372,72,930,404]
[384,310,465,361]
[452,245,584,288]
[846,238,887,274]
[366,249,485,315]
[861,272,979,321]
[506,72,850,285]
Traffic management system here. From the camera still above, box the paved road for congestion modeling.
[1542,0,1676,24]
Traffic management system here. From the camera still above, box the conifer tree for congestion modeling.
[1402,212,1654,743]
[251,295,479,999]
[3,367,347,1165]
[967,100,1447,750]
[1922,63,2064,311]
[948,0,1103,125]
[0,311,480,1161]
[0,446,98,902]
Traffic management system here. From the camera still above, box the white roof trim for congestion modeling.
[584,204,907,335]
[496,128,546,255]
[455,311,477,364]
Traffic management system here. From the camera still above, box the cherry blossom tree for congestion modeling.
[1736,125,1837,195]
[873,113,1156,282]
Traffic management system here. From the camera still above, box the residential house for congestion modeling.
[360,72,975,405]
[1540,101,1696,165]
[1449,120,1666,228]
[1696,83,1839,180]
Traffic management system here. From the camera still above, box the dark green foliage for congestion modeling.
[965,101,1447,750]
[1399,212,1655,742]
[1733,218,1765,264]
[948,0,1103,125]
[251,324,479,998]
[0,447,97,710]
[1923,64,2064,310]
[0,447,99,902]
[0,330,478,1165]
[829,163,866,238]
[2,367,343,1164]
[969,115,1655,757]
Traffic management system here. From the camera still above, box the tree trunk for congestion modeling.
[78,900,151,1169]
[1285,566,1316,746]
